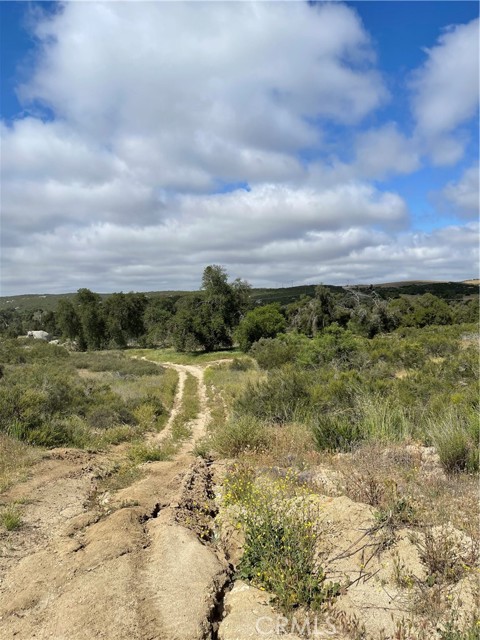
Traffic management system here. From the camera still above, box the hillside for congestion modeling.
[1,280,478,313]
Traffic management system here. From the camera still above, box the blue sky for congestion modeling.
[0,1,478,294]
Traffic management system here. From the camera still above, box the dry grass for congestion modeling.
[0,435,42,492]
[110,368,178,412]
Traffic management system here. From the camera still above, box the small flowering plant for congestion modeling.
[223,465,340,613]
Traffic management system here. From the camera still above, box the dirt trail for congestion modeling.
[0,363,229,640]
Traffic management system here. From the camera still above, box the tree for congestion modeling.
[57,300,83,346]
[143,296,176,347]
[104,292,147,348]
[234,303,286,351]
[286,286,337,336]
[76,289,106,350]
[389,294,452,328]
[170,265,251,352]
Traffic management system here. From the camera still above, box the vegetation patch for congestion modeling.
[0,503,22,531]
[223,467,340,613]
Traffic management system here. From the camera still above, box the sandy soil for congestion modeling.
[0,363,228,640]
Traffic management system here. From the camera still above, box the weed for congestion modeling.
[412,526,474,586]
[428,408,479,473]
[212,415,269,457]
[192,437,212,459]
[0,504,22,531]
[224,468,340,613]
[128,440,176,463]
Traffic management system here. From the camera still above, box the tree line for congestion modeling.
[0,265,477,352]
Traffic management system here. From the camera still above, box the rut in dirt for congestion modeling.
[0,363,232,640]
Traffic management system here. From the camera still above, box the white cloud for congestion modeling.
[2,218,477,295]
[441,164,479,218]
[16,1,386,190]
[353,123,421,178]
[411,18,479,165]
[1,2,477,295]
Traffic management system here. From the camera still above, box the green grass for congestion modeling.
[0,504,22,531]
[171,372,199,441]
[128,439,176,463]
[71,350,161,376]
[128,347,241,365]
[128,372,200,462]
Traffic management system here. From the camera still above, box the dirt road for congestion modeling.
[0,363,230,640]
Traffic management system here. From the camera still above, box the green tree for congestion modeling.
[234,303,286,351]
[75,289,106,350]
[57,300,83,346]
[170,266,251,352]
[143,297,176,347]
[104,292,147,348]
[390,294,452,328]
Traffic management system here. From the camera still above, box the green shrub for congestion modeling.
[224,471,340,612]
[234,365,311,424]
[311,411,362,452]
[428,408,479,473]
[234,304,286,352]
[228,357,255,371]
[250,336,298,370]
[212,415,269,457]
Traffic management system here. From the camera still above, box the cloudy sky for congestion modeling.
[1,1,478,295]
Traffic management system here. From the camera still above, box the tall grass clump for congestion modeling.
[128,439,176,463]
[428,407,479,473]
[212,415,269,457]
[311,411,362,452]
[355,394,413,442]
[224,469,339,612]
[0,504,22,531]
[234,365,311,424]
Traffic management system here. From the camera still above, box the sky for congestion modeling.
[0,1,478,295]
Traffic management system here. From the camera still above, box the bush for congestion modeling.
[224,471,340,612]
[234,304,286,352]
[428,408,479,473]
[234,365,311,424]
[250,336,298,370]
[311,411,362,452]
[212,415,269,457]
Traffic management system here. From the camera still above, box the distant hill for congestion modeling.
[0,280,477,313]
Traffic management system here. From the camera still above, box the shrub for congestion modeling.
[311,411,362,452]
[212,415,269,457]
[428,408,479,473]
[234,365,311,424]
[250,336,297,370]
[224,471,340,612]
[234,304,286,352]
[228,357,255,371]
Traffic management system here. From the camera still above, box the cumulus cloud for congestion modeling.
[1,2,477,295]
[353,123,421,178]
[17,1,386,188]
[2,218,477,295]
[411,18,479,165]
[440,164,479,218]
